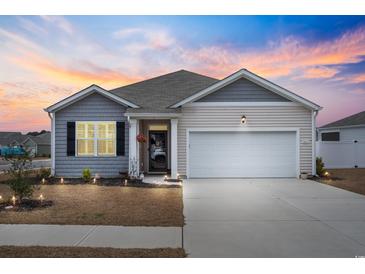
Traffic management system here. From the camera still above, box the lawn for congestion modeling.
[319,168,365,195]
[0,246,186,258]
[0,184,184,226]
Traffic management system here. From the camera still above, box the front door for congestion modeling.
[149,131,168,172]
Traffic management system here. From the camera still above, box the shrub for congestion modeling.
[39,167,51,179]
[82,168,91,182]
[5,153,35,201]
[316,157,326,177]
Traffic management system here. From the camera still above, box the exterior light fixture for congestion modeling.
[241,115,247,124]
[0,195,2,200]
[324,171,330,177]
[11,195,16,206]
[39,194,44,204]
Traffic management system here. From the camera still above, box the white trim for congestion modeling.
[50,112,55,176]
[129,118,138,174]
[125,113,181,118]
[170,119,178,179]
[312,110,317,175]
[171,69,322,111]
[186,102,302,107]
[186,127,300,179]
[45,85,139,113]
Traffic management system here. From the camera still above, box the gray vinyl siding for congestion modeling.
[55,92,128,178]
[177,105,313,176]
[197,78,289,102]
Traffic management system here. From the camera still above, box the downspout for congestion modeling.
[47,111,55,176]
[312,110,319,176]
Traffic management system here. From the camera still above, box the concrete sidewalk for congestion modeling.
[0,224,182,249]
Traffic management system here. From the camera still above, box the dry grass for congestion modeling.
[0,246,186,258]
[320,168,365,195]
[0,184,184,226]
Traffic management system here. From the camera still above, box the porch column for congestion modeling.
[129,118,138,176]
[170,118,178,179]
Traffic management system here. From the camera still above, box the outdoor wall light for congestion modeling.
[241,115,247,124]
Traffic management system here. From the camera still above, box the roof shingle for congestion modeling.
[109,70,218,113]
[320,110,365,128]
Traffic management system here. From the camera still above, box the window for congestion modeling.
[321,131,340,142]
[76,122,116,156]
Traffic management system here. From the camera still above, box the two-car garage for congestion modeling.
[188,131,298,178]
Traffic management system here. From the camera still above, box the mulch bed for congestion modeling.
[0,176,181,188]
[0,246,186,258]
[315,168,365,196]
[0,199,53,212]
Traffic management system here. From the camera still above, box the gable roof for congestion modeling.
[23,132,51,146]
[110,70,218,113]
[320,110,365,129]
[0,132,27,146]
[170,69,322,111]
[45,84,140,113]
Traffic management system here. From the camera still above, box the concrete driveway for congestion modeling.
[183,178,365,257]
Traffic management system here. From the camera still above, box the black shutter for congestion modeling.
[116,122,125,156]
[67,122,76,156]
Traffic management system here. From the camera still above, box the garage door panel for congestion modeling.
[189,131,297,178]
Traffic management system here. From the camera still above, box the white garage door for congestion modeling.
[188,131,297,178]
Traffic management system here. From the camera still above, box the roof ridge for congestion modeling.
[109,69,217,91]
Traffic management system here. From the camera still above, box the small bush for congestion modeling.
[39,167,51,179]
[82,168,91,182]
[5,153,35,201]
[316,157,326,177]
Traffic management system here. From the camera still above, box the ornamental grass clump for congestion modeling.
[316,157,327,177]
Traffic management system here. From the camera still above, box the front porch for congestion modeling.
[128,115,179,179]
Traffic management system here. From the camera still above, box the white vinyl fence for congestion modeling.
[316,140,365,168]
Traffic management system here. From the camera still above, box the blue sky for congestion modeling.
[0,16,365,131]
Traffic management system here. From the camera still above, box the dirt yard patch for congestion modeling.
[319,168,365,195]
[0,246,186,258]
[0,184,184,226]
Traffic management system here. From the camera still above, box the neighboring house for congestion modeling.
[45,69,321,178]
[22,132,51,157]
[317,110,365,168]
[0,132,27,148]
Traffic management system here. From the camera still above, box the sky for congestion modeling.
[0,15,365,132]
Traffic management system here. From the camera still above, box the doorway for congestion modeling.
[149,130,168,172]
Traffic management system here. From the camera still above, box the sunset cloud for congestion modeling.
[1,16,365,132]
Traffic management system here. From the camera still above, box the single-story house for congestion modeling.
[22,132,51,157]
[316,110,365,168]
[0,132,28,148]
[45,69,321,178]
